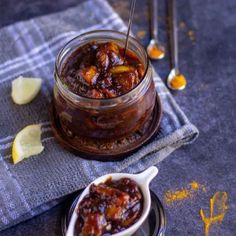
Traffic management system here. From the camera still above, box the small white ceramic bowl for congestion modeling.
[66,166,158,236]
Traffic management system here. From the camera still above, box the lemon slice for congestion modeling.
[11,76,42,105]
[12,124,44,164]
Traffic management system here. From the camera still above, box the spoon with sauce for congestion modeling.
[147,0,165,60]
[167,0,187,90]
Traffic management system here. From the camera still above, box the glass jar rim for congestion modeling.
[54,30,150,103]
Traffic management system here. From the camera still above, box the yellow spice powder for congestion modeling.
[200,192,228,236]
[188,30,195,41]
[170,74,187,89]
[147,46,164,59]
[136,30,146,39]
[179,21,187,30]
[164,181,204,205]
[190,181,200,190]
[164,189,192,204]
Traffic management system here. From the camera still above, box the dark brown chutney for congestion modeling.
[76,178,143,236]
[61,41,145,98]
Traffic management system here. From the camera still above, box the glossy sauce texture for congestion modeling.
[61,42,145,98]
[54,40,156,139]
[76,178,143,236]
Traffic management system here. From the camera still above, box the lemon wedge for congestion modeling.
[11,76,42,105]
[12,124,44,164]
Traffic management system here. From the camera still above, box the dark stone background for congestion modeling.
[0,0,236,235]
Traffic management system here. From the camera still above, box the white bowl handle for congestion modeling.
[136,166,158,186]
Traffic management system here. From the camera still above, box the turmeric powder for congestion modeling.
[200,192,228,236]
[164,180,205,205]
[170,74,187,90]
[147,45,165,60]
[164,189,191,204]
[190,181,200,190]
[188,30,195,41]
[136,30,146,39]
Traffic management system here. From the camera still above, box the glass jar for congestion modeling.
[53,30,156,140]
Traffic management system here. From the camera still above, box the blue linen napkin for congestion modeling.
[0,0,198,231]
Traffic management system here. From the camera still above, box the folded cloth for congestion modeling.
[0,0,198,231]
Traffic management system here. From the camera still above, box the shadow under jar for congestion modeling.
[53,30,156,141]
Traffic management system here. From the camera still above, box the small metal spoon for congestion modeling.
[124,0,136,57]
[147,0,165,60]
[167,0,187,90]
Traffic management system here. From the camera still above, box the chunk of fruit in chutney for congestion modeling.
[96,51,109,70]
[78,66,99,85]
[76,178,143,236]
[82,213,106,236]
[61,41,144,99]
[113,71,139,93]
[110,65,135,74]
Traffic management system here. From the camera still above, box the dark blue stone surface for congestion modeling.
[0,0,235,235]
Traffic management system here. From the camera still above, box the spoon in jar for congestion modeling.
[167,0,187,90]
[123,0,136,57]
[147,0,165,60]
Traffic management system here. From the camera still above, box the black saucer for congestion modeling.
[61,190,166,236]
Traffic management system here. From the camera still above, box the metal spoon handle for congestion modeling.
[170,0,179,72]
[124,0,136,57]
[151,0,159,40]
